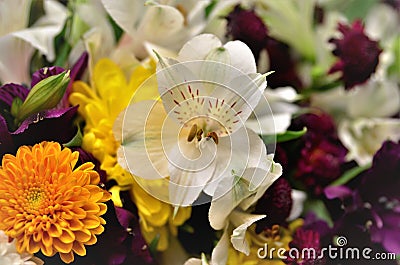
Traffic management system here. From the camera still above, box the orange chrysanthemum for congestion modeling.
[0,141,111,264]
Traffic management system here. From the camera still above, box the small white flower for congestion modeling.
[0,231,43,265]
[115,34,275,206]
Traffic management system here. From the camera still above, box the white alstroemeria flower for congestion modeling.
[311,78,400,165]
[0,230,43,265]
[0,0,67,84]
[339,118,400,165]
[246,86,300,135]
[184,155,281,265]
[115,34,272,206]
[101,0,211,58]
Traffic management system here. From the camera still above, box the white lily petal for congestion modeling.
[230,211,266,255]
[287,189,307,221]
[138,5,184,41]
[115,100,178,179]
[0,0,30,36]
[211,227,230,265]
[101,0,144,37]
[177,33,222,62]
[12,0,67,61]
[239,155,282,211]
[223,40,257,74]
[339,118,400,165]
[206,74,265,134]
[204,127,266,197]
[168,138,217,206]
[0,35,33,84]
[348,79,400,118]
[246,113,291,135]
[264,86,300,102]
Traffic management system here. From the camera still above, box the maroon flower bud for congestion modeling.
[328,20,382,89]
[254,178,293,232]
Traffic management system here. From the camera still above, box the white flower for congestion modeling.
[0,230,43,265]
[101,0,211,59]
[185,155,282,265]
[246,86,300,135]
[114,34,274,206]
[0,0,67,83]
[311,78,400,165]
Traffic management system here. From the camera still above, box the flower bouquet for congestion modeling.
[0,1,399,265]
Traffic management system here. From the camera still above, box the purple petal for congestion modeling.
[31,66,65,88]
[0,83,29,106]
[11,106,78,147]
[0,115,15,157]
[324,185,353,199]
[115,206,136,229]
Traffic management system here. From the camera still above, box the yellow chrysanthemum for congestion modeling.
[227,219,304,265]
[0,142,111,264]
[69,58,191,251]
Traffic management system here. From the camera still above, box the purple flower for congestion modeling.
[328,20,382,89]
[254,178,293,232]
[325,140,400,254]
[0,53,88,157]
[290,112,347,196]
[225,5,302,89]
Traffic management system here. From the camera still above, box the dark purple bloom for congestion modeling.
[325,140,400,254]
[290,112,347,196]
[225,5,302,89]
[284,228,325,265]
[226,5,268,60]
[328,20,382,89]
[254,178,293,232]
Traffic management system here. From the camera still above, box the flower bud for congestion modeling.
[15,70,70,123]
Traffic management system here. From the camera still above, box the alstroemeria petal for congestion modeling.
[223,40,257,74]
[0,35,33,84]
[339,118,400,165]
[168,138,217,206]
[177,34,222,62]
[230,211,266,255]
[210,228,230,265]
[12,0,67,61]
[204,127,266,196]
[115,100,178,179]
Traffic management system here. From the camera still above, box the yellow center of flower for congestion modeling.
[26,187,46,211]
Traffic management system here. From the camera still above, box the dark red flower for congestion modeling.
[225,5,302,89]
[226,5,268,60]
[290,112,347,196]
[328,20,382,89]
[254,178,293,232]
[285,229,324,265]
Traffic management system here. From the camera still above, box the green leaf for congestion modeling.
[63,126,83,148]
[148,234,160,256]
[205,0,217,18]
[329,163,371,186]
[304,199,333,227]
[261,127,307,144]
